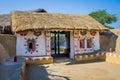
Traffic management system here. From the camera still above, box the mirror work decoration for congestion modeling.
[19,31,28,36]
[34,30,41,36]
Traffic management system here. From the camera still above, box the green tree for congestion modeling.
[89,10,117,29]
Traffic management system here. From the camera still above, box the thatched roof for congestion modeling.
[11,11,109,32]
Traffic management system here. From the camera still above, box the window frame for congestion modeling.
[27,39,35,52]
[79,38,85,48]
[86,38,92,48]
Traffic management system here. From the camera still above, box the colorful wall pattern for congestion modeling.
[16,31,46,56]
[74,30,99,54]
[45,31,51,55]
[24,37,39,54]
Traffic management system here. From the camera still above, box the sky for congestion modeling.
[0,0,120,28]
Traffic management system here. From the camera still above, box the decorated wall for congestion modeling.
[16,31,46,56]
[16,30,100,58]
[70,31,74,59]
[73,30,100,54]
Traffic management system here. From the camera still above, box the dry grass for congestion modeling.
[11,11,108,32]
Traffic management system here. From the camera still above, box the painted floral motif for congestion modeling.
[74,31,79,54]
[46,31,51,55]
[19,31,28,36]
[34,30,41,36]
[74,31,79,36]
[24,37,39,54]
[76,30,96,53]
[90,31,96,36]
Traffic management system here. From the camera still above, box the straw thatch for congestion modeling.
[11,11,109,32]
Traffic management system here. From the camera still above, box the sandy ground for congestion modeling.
[25,58,120,80]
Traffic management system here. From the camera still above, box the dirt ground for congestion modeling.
[25,58,120,80]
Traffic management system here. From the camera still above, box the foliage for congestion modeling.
[89,10,117,29]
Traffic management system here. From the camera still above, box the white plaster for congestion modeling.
[16,31,46,56]
[74,31,100,54]
[16,30,100,59]
[109,53,111,56]
[79,56,83,58]
[85,55,88,58]
[101,52,105,55]
[96,53,99,56]
[94,31,100,50]
[70,31,74,59]
[90,55,94,58]
[114,54,117,57]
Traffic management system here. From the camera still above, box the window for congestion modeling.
[80,38,85,48]
[28,39,35,52]
[29,43,33,49]
[87,38,92,48]
[79,37,93,49]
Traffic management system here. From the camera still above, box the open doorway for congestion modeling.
[51,31,70,58]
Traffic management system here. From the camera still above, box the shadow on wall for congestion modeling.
[100,29,120,53]
[0,34,16,57]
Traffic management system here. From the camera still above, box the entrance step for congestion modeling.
[24,56,53,64]
[54,57,71,63]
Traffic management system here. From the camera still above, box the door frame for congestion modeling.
[51,31,70,57]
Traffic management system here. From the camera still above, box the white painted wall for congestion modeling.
[94,31,100,50]
[16,31,46,56]
[73,31,100,54]
[70,31,74,59]
[16,30,100,58]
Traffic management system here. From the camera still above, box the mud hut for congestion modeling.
[11,11,108,59]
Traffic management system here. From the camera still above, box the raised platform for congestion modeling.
[24,56,53,64]
[75,52,106,61]
[75,52,120,64]
[22,52,120,64]
[106,52,120,64]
